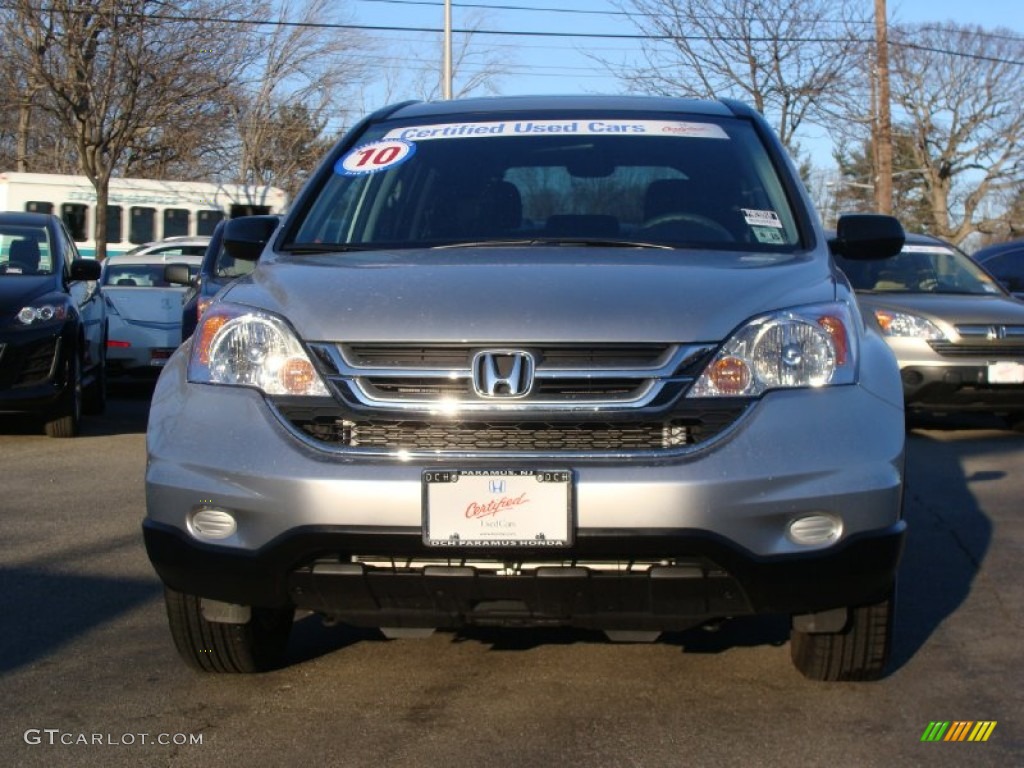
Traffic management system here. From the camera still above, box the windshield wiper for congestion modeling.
[280,243,370,254]
[433,238,673,250]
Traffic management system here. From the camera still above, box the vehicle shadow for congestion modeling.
[83,380,157,436]
[0,381,154,438]
[0,534,161,674]
[888,418,1008,672]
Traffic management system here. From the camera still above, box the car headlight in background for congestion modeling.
[16,304,67,325]
[188,303,329,396]
[873,309,946,340]
[688,303,856,397]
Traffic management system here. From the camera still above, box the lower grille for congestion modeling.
[15,339,59,386]
[279,405,747,455]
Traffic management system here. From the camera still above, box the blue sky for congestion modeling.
[345,1,1024,169]
[348,0,1024,97]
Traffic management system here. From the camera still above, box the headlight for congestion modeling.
[688,303,856,398]
[874,309,946,339]
[16,304,67,325]
[188,303,329,396]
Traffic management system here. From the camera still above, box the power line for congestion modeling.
[5,2,1023,66]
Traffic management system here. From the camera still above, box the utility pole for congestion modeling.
[442,0,453,100]
[874,0,894,214]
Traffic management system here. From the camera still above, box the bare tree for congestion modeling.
[4,1,254,258]
[886,22,1024,244]
[364,9,511,108]
[224,0,368,196]
[607,0,871,151]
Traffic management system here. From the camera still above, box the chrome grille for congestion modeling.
[289,342,744,457]
[308,342,712,410]
[928,341,1024,358]
[342,343,672,369]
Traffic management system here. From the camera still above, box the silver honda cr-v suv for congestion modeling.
[144,95,907,680]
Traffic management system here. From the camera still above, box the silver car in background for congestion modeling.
[144,95,907,681]
[102,254,200,375]
[835,232,1024,429]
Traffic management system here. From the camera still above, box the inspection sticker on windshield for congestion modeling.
[336,139,416,176]
[423,469,573,547]
[742,209,783,228]
[383,120,729,141]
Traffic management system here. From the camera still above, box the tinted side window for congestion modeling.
[164,208,190,238]
[106,206,123,243]
[62,203,89,241]
[197,210,224,236]
[130,207,156,244]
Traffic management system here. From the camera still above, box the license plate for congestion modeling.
[150,348,173,366]
[423,470,572,547]
[988,361,1024,384]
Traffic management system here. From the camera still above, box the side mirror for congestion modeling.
[829,214,905,261]
[223,217,278,262]
[70,259,101,281]
[164,263,193,286]
[999,275,1021,292]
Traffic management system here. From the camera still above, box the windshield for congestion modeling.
[103,263,198,287]
[290,115,801,252]
[0,225,54,276]
[838,243,1005,295]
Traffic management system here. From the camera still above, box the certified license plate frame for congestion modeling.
[422,469,573,547]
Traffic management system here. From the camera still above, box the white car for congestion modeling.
[102,254,201,375]
[122,236,211,259]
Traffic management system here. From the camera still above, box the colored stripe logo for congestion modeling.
[920,721,997,742]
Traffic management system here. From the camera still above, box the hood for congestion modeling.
[856,291,1024,329]
[221,247,836,343]
[0,275,57,316]
[105,287,186,325]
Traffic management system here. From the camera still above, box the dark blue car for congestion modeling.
[172,215,280,342]
[1,211,106,436]
[972,239,1024,300]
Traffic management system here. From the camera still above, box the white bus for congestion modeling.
[0,172,288,257]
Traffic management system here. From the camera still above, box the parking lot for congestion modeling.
[1,386,1021,767]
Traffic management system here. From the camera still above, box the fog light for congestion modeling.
[787,514,842,546]
[189,507,237,539]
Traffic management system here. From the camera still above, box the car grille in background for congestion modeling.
[930,325,1024,358]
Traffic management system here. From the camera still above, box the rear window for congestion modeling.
[103,263,198,287]
[290,115,800,252]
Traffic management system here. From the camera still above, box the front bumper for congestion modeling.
[900,364,1024,413]
[145,348,906,626]
[143,521,906,628]
[0,327,67,414]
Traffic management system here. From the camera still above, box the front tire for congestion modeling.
[790,592,895,681]
[163,587,294,673]
[83,337,107,415]
[44,354,82,437]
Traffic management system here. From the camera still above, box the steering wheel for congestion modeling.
[640,213,735,242]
